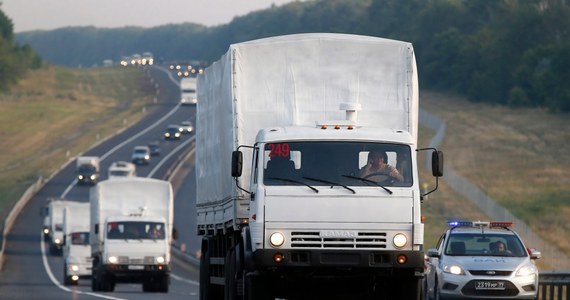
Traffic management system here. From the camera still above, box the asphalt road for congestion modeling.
[0,65,202,300]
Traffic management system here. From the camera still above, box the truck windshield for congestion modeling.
[263,142,412,187]
[107,221,166,240]
[71,232,90,245]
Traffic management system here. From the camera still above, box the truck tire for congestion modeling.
[244,272,271,300]
[200,237,223,300]
[224,246,237,300]
[63,264,71,286]
[158,275,169,293]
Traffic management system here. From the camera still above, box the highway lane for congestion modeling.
[0,65,201,299]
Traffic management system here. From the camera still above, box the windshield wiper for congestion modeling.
[342,175,393,194]
[267,177,319,193]
[302,176,355,194]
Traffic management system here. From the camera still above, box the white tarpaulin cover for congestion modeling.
[196,33,418,206]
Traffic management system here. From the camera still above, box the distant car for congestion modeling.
[148,141,161,156]
[424,220,541,300]
[107,161,137,178]
[180,121,194,134]
[131,146,151,165]
[164,124,182,140]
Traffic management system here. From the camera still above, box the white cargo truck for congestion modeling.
[45,198,68,255]
[76,156,100,185]
[195,33,443,300]
[62,201,92,285]
[90,177,174,293]
[180,76,197,105]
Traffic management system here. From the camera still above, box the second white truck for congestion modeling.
[90,177,174,293]
[62,201,92,285]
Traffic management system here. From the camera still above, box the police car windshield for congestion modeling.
[445,233,527,257]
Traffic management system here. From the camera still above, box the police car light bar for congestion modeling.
[447,220,513,228]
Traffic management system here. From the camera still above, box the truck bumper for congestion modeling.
[252,249,424,276]
[102,264,170,282]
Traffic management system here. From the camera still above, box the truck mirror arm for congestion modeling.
[417,148,444,200]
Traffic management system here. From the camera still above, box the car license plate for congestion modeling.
[475,281,505,290]
[128,265,144,270]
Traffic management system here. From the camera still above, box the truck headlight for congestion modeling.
[393,233,407,248]
[156,256,165,264]
[108,256,118,264]
[54,238,62,245]
[90,174,96,180]
[70,264,79,271]
[43,228,50,235]
[269,232,285,247]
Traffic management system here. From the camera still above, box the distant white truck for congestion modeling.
[180,77,197,105]
[63,202,92,285]
[90,178,175,293]
[107,161,137,178]
[43,198,68,255]
[76,156,100,185]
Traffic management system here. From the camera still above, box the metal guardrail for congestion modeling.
[539,272,570,300]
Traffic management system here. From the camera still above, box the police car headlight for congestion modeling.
[108,256,118,264]
[443,264,465,275]
[516,264,537,276]
[393,233,407,248]
[156,256,165,264]
[269,232,285,247]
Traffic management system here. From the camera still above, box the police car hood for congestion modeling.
[447,255,528,271]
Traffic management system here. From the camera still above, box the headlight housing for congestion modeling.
[107,256,118,264]
[156,256,165,264]
[516,264,537,276]
[269,232,285,248]
[393,233,407,248]
[443,264,465,275]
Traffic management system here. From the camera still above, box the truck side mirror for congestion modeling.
[231,151,243,177]
[432,150,444,177]
[172,227,178,240]
[94,224,99,234]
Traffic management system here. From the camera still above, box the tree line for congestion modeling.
[5,0,570,112]
[0,6,41,90]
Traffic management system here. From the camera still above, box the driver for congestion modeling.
[359,150,403,182]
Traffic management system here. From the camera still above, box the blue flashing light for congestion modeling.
[447,220,473,227]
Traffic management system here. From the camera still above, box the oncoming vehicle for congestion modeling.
[424,221,541,300]
[180,121,194,134]
[148,141,161,156]
[131,146,151,165]
[163,125,182,140]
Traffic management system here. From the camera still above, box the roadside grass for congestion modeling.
[0,64,155,221]
[420,91,570,269]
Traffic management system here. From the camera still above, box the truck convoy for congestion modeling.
[90,177,174,293]
[76,156,100,185]
[62,202,92,285]
[195,33,443,299]
[180,76,197,105]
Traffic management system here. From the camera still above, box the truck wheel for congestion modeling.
[200,237,222,299]
[394,277,422,300]
[224,246,237,300]
[158,275,169,293]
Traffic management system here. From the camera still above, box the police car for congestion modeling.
[424,221,541,299]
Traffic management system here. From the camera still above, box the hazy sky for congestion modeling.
[1,0,297,33]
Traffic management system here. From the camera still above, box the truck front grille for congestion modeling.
[290,231,387,249]
[117,256,156,264]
